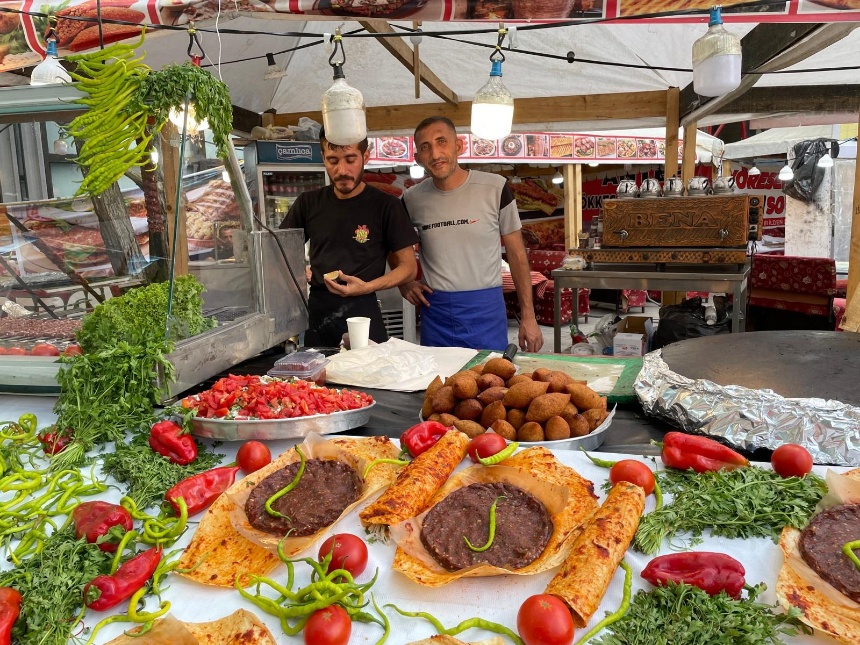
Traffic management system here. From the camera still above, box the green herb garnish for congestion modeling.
[634,466,826,555]
[102,432,223,510]
[592,582,810,645]
[0,528,114,645]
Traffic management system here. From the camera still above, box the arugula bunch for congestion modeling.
[634,466,827,554]
[593,582,810,645]
[0,528,113,645]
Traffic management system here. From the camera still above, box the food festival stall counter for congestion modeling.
[0,391,845,645]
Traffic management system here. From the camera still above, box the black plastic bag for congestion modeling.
[782,139,830,202]
[651,297,731,350]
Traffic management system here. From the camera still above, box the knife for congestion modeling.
[502,343,518,363]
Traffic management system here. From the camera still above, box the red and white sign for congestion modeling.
[732,165,786,253]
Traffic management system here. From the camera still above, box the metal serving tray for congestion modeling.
[516,406,615,452]
[190,402,375,442]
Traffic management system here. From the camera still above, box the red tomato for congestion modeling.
[31,343,60,357]
[771,444,813,478]
[467,433,508,463]
[517,594,575,645]
[236,441,272,475]
[62,344,83,356]
[609,460,656,496]
[318,533,368,578]
[304,604,351,645]
[4,347,28,356]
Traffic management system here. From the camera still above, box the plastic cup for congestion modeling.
[346,317,370,349]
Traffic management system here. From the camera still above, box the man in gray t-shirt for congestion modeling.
[400,117,543,352]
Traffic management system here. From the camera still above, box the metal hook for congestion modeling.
[187,23,205,63]
[490,26,507,63]
[328,29,346,69]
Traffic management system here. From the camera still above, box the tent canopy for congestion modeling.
[131,18,860,133]
[724,124,858,160]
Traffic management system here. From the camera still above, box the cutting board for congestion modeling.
[464,351,643,404]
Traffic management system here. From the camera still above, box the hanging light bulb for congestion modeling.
[471,29,514,141]
[551,170,564,185]
[320,29,366,146]
[510,172,522,184]
[168,103,209,135]
[409,164,425,179]
[818,152,834,168]
[264,53,286,80]
[778,163,794,182]
[692,6,742,97]
[747,163,761,176]
[588,161,599,167]
[31,19,71,86]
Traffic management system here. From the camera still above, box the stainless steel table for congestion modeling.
[552,263,750,353]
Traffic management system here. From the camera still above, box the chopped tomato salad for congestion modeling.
[181,374,373,420]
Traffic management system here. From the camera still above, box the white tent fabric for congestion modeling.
[723,125,835,159]
[134,17,857,131]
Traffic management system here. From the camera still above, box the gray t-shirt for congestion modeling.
[402,170,521,292]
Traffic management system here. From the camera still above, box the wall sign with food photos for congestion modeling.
[368,132,684,164]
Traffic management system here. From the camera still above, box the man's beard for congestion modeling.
[332,168,364,195]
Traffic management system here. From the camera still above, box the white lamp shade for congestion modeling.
[778,163,794,181]
[747,165,761,176]
[551,171,564,184]
[321,76,367,146]
[692,7,742,97]
[409,164,425,179]
[471,60,514,140]
[818,153,834,168]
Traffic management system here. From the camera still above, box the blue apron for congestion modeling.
[420,287,508,351]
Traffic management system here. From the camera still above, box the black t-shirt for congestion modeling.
[281,184,418,290]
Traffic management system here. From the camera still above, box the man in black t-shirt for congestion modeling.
[280,129,418,347]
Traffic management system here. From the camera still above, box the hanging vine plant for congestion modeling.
[133,63,233,159]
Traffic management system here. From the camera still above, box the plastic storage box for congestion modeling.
[267,351,329,386]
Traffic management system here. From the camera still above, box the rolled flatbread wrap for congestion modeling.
[360,430,469,534]
[545,481,646,627]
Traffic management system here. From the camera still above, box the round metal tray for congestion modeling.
[191,402,376,442]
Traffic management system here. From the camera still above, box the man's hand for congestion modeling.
[398,280,433,307]
[518,317,544,353]
[324,272,371,297]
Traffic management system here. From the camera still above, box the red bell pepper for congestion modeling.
[37,427,72,456]
[148,419,197,465]
[165,465,241,516]
[660,431,748,474]
[641,552,746,599]
[83,547,161,611]
[401,421,450,458]
[0,587,22,645]
[72,501,133,553]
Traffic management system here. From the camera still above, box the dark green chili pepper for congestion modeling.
[362,458,409,479]
[464,496,503,552]
[477,442,519,466]
[575,560,633,643]
[653,478,663,509]
[266,446,305,518]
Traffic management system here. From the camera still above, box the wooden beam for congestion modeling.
[563,164,582,252]
[665,87,680,180]
[719,85,860,116]
[844,110,860,332]
[274,90,669,133]
[231,105,261,136]
[359,20,458,106]
[160,122,188,277]
[681,122,698,187]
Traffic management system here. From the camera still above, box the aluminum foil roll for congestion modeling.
[635,351,860,467]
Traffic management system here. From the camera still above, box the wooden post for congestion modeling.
[681,122,698,186]
[665,87,680,180]
[160,122,189,277]
[564,164,582,252]
[413,21,421,99]
[842,111,860,332]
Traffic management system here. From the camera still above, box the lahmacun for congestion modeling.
[178,434,399,587]
[390,446,598,586]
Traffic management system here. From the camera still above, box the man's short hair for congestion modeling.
[319,127,368,154]
[414,116,457,141]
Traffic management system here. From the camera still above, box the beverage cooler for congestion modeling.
[247,140,328,229]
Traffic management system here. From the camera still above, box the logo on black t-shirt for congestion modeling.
[353,225,369,243]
